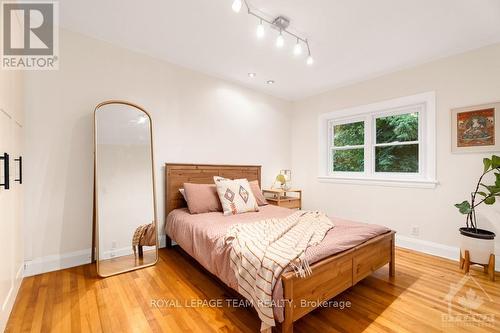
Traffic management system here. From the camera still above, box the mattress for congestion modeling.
[165,205,390,322]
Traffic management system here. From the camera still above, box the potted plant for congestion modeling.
[455,155,499,264]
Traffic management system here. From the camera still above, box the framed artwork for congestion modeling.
[451,102,500,153]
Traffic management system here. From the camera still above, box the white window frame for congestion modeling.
[318,92,437,189]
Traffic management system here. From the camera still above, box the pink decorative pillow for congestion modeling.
[249,180,268,206]
[183,183,222,214]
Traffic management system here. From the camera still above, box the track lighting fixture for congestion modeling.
[231,0,314,66]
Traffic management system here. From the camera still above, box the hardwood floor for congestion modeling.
[6,247,500,332]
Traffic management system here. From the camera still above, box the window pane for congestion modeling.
[333,149,364,172]
[376,113,418,144]
[333,121,364,146]
[375,144,419,173]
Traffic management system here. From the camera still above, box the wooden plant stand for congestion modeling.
[460,250,495,281]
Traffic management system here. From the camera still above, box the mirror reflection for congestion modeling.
[94,101,157,277]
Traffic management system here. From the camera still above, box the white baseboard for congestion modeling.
[102,247,133,259]
[396,235,500,271]
[24,249,92,277]
[396,235,459,260]
[25,235,494,276]
[24,235,168,277]
[101,245,155,260]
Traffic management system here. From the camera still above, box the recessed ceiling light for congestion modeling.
[266,80,275,84]
[248,72,256,78]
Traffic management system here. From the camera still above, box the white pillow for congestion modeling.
[213,176,259,216]
[179,188,187,201]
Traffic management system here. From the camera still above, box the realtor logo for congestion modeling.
[442,274,495,327]
[1,1,59,70]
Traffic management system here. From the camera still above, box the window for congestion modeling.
[331,120,364,172]
[319,92,436,188]
[375,112,419,173]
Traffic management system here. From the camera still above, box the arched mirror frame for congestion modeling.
[93,100,159,277]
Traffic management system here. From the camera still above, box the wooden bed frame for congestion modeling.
[164,163,395,333]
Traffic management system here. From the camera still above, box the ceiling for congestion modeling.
[59,0,500,101]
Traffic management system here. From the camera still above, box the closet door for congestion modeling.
[0,110,14,326]
[0,12,24,329]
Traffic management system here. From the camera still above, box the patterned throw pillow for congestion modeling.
[213,176,259,215]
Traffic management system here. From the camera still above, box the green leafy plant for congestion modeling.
[455,155,500,231]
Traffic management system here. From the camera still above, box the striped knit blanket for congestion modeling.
[224,211,334,332]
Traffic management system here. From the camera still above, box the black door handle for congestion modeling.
[0,152,9,190]
[14,156,22,184]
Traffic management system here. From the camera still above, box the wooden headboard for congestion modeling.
[165,163,261,216]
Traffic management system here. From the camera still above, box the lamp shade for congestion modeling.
[280,169,291,182]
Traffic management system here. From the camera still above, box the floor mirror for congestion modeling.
[93,100,158,277]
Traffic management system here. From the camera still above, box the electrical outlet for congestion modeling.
[411,225,420,237]
[111,240,117,249]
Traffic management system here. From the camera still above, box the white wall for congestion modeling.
[292,43,500,260]
[24,29,291,274]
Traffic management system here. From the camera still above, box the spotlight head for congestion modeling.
[293,41,302,55]
[232,0,242,13]
[306,55,314,65]
[276,33,284,48]
[256,20,265,39]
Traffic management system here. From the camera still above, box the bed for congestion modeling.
[164,163,395,333]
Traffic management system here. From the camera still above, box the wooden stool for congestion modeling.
[460,250,495,281]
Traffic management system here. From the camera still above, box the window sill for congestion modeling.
[317,176,438,189]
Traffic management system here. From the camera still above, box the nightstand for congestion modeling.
[262,188,302,210]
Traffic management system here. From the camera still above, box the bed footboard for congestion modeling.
[280,231,395,333]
